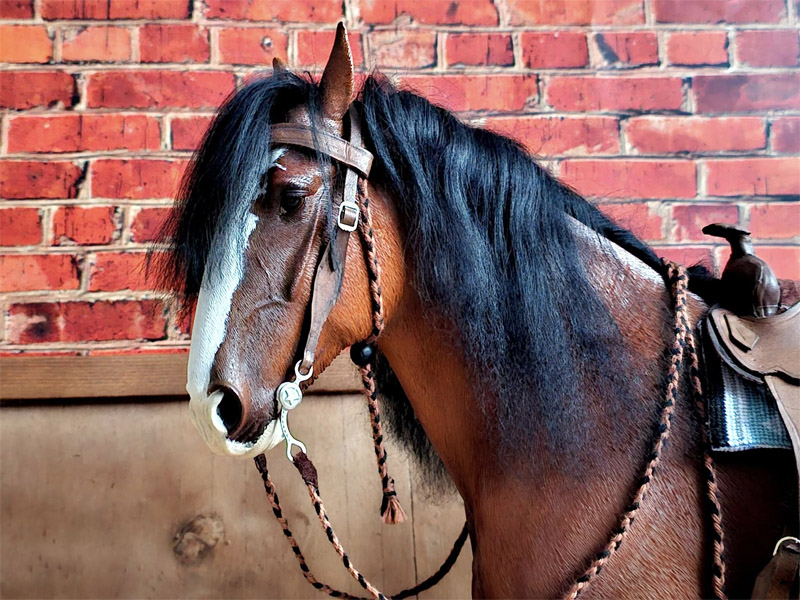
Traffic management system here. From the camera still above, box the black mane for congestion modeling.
[360,76,663,471]
[164,71,719,477]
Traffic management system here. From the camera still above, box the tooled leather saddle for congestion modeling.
[701,224,800,599]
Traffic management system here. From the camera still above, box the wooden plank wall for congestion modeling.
[0,394,472,599]
[0,354,361,401]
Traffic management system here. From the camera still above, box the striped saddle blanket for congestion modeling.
[699,306,797,452]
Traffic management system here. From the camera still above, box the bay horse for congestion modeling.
[164,26,797,598]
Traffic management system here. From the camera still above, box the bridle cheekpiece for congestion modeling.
[269,105,373,462]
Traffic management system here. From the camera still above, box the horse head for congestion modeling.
[177,25,398,457]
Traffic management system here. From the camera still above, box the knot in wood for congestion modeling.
[172,514,224,565]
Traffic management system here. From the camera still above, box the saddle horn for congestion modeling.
[703,223,781,318]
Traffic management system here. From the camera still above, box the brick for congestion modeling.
[546,77,684,112]
[560,160,696,199]
[92,159,186,199]
[218,28,287,65]
[654,0,786,23]
[749,203,800,240]
[667,31,728,66]
[130,206,172,243]
[593,32,658,67]
[297,30,364,67]
[507,0,644,25]
[0,208,41,246]
[369,30,436,68]
[53,206,117,245]
[140,24,209,63]
[599,202,664,241]
[171,115,212,151]
[771,117,800,153]
[43,0,107,18]
[0,25,52,63]
[88,251,166,291]
[655,246,715,270]
[694,74,800,113]
[0,254,80,292]
[752,247,800,279]
[0,161,83,199]
[705,158,800,196]
[625,117,765,154]
[357,0,497,25]
[8,115,160,153]
[446,33,513,67]
[736,30,799,67]
[401,75,537,112]
[7,300,167,343]
[1,0,33,18]
[204,0,342,22]
[62,26,131,62]
[87,71,235,109]
[0,71,76,110]
[672,204,740,242]
[485,116,619,156]
[42,0,189,19]
[521,32,588,69]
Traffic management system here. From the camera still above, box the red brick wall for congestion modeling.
[1,0,798,355]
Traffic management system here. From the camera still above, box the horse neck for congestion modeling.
[375,208,708,596]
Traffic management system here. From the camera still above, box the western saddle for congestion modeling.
[702,223,799,598]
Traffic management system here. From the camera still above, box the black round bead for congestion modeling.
[350,341,376,366]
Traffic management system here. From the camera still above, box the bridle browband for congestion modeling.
[269,105,374,460]
[270,122,373,178]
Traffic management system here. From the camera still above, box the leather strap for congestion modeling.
[273,106,368,373]
[752,539,800,599]
[751,317,800,598]
[767,375,800,526]
[270,123,373,177]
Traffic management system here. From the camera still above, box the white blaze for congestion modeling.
[186,150,286,457]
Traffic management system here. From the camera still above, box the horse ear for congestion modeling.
[273,57,288,72]
[319,22,354,122]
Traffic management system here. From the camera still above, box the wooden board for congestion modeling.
[0,353,361,402]
[0,395,472,598]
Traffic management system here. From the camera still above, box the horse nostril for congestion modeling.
[216,387,243,436]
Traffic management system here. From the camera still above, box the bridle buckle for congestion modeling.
[337,200,359,232]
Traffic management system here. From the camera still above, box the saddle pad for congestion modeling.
[699,320,792,452]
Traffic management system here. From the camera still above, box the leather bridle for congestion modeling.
[269,105,374,461]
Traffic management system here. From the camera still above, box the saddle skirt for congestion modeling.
[700,301,800,453]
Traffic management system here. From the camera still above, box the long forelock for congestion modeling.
[160,72,320,311]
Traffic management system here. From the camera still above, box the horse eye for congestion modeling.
[280,191,305,214]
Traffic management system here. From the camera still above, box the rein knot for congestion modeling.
[254,454,268,474]
[292,451,319,488]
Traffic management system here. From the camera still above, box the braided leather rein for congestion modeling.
[254,107,727,599]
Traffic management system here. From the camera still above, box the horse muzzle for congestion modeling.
[186,383,285,457]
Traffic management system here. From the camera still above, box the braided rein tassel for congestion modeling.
[361,361,407,525]
[357,178,407,525]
